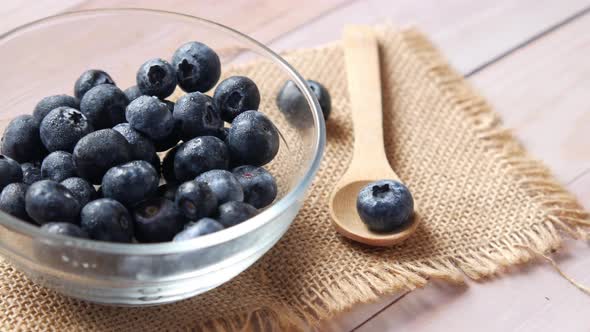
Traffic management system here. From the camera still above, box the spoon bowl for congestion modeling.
[331,180,420,246]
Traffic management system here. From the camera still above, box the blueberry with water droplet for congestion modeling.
[132,198,185,243]
[136,58,177,99]
[173,92,222,140]
[175,180,217,220]
[81,198,133,242]
[356,180,414,232]
[213,76,260,122]
[172,41,221,93]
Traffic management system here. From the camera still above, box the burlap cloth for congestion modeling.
[1,26,589,331]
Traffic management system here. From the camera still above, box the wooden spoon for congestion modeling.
[329,26,419,247]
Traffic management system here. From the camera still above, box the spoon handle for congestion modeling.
[342,26,390,171]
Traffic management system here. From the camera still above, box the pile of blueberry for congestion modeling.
[0,41,287,243]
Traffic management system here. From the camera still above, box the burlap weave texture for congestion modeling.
[1,27,588,331]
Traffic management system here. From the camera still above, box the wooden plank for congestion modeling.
[0,0,351,43]
[70,0,353,43]
[570,171,590,210]
[0,0,82,33]
[319,294,401,331]
[470,13,590,184]
[346,10,590,332]
[356,240,590,332]
[269,0,590,75]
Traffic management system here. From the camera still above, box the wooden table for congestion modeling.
[3,1,590,331]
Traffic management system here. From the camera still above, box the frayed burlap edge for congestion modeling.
[192,26,590,332]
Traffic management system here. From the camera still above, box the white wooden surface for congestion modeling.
[2,1,590,331]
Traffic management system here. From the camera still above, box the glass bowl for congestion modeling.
[0,9,325,306]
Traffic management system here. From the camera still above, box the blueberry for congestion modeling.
[215,126,230,142]
[81,198,133,243]
[132,198,185,243]
[171,41,221,93]
[39,107,93,152]
[41,151,77,182]
[232,165,277,209]
[124,85,143,102]
[216,201,257,227]
[25,180,80,225]
[196,169,243,205]
[0,155,23,191]
[162,145,178,183]
[213,76,260,122]
[356,180,414,232]
[126,95,175,140]
[149,100,182,152]
[277,79,331,122]
[307,80,331,119]
[60,177,97,206]
[157,183,179,201]
[101,160,159,206]
[41,222,88,239]
[80,84,128,129]
[72,129,132,184]
[174,136,229,181]
[1,115,47,162]
[173,218,223,241]
[33,94,79,124]
[113,123,157,163]
[175,180,217,220]
[152,120,182,152]
[136,58,177,99]
[173,92,223,140]
[227,111,279,166]
[74,69,115,99]
[0,183,30,221]
[21,162,42,185]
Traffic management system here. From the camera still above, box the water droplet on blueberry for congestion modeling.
[119,215,130,229]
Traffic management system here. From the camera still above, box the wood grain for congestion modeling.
[0,0,80,33]
[570,172,590,210]
[269,0,590,74]
[470,11,590,184]
[0,0,351,41]
[356,239,590,332]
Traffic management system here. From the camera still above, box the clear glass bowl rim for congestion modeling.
[0,8,326,256]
